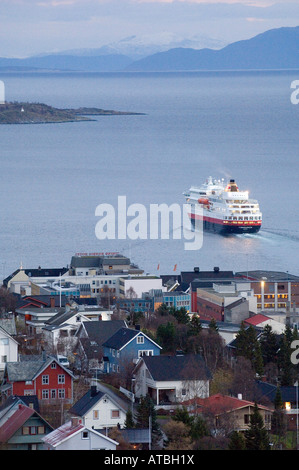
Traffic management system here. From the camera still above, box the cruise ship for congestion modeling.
[184,176,262,234]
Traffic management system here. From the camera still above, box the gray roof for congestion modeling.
[4,357,74,382]
[141,354,212,382]
[5,359,51,382]
[236,270,299,282]
[121,428,150,444]
[102,327,139,350]
[77,320,127,359]
[69,388,105,417]
[44,308,80,327]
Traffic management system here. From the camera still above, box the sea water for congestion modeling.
[0,70,298,279]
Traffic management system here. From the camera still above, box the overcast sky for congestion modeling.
[0,0,299,57]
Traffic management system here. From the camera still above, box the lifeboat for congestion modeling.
[198,198,209,205]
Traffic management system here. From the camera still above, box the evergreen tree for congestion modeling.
[135,395,159,433]
[156,321,176,352]
[208,318,218,332]
[189,315,202,335]
[278,325,297,386]
[228,431,246,450]
[124,409,135,429]
[235,323,264,376]
[260,324,278,365]
[271,386,287,440]
[244,403,270,450]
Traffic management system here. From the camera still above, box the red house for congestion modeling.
[1,356,74,404]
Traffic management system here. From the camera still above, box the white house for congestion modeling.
[0,326,18,371]
[69,385,128,431]
[42,418,118,450]
[133,354,212,410]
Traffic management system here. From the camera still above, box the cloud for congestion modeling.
[0,0,298,57]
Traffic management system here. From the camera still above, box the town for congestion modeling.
[0,252,299,450]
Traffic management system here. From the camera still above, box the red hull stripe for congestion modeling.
[188,213,262,227]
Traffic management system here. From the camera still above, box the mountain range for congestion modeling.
[0,26,298,73]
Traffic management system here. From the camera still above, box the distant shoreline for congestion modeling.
[0,102,145,124]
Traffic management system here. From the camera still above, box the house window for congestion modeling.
[1,355,7,363]
[137,336,144,344]
[93,410,99,420]
[111,410,120,419]
[51,389,56,399]
[58,389,65,399]
[58,374,65,384]
[42,390,49,399]
[82,431,89,439]
[51,363,56,369]
[42,375,49,385]
[244,414,250,424]
[38,426,45,435]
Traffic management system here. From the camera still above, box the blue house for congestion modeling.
[102,327,161,374]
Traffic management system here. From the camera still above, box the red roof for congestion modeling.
[183,394,271,415]
[0,404,34,442]
[244,314,271,326]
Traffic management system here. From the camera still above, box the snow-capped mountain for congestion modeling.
[43,33,227,60]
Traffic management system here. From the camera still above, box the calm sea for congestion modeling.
[0,70,298,280]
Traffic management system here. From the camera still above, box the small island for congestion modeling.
[0,102,145,124]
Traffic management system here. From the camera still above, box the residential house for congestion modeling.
[0,400,53,450]
[255,380,299,431]
[0,355,74,404]
[133,354,211,410]
[69,384,128,431]
[0,325,18,373]
[185,393,272,434]
[75,320,127,372]
[42,417,118,450]
[3,266,69,293]
[41,307,94,356]
[244,313,286,334]
[102,326,162,374]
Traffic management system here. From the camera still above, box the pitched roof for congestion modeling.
[76,320,127,359]
[0,404,39,442]
[42,420,118,448]
[244,314,272,326]
[4,356,74,382]
[186,393,272,415]
[102,327,162,351]
[69,388,105,417]
[102,327,139,350]
[79,320,126,345]
[140,354,211,382]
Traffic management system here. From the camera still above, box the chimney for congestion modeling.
[194,267,199,273]
[99,314,102,321]
[71,417,80,427]
[237,393,242,400]
[50,297,55,308]
[135,324,140,331]
[214,267,220,273]
[90,385,97,397]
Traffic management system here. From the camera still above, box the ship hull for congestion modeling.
[188,212,261,235]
